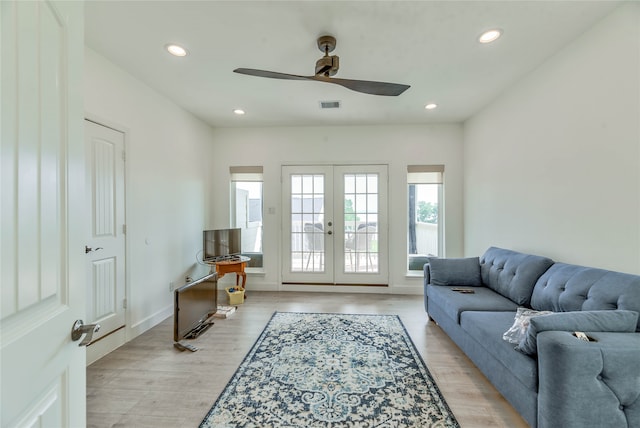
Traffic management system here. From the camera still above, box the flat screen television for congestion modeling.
[203,228,241,262]
[173,273,217,342]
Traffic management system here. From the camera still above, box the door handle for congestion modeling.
[327,230,332,235]
[71,320,101,346]
[85,245,104,254]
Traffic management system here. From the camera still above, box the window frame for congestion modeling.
[407,165,444,273]
[230,166,264,269]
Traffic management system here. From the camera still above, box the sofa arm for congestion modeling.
[423,263,430,313]
[423,262,431,286]
[537,331,640,428]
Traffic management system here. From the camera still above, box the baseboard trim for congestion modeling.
[87,327,126,365]
[129,304,173,338]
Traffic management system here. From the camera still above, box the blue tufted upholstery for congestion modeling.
[480,247,555,306]
[531,263,640,330]
[425,248,640,427]
[537,331,640,428]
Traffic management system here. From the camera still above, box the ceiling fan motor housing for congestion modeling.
[315,55,339,76]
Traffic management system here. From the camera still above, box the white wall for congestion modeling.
[209,124,464,292]
[464,4,640,274]
[84,48,215,340]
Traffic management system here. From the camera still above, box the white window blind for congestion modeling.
[230,166,263,181]
[407,165,444,184]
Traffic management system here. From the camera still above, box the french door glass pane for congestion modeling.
[344,173,379,273]
[290,174,325,272]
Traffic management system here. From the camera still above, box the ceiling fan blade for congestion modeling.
[234,68,410,96]
[234,68,311,81]
[311,75,410,96]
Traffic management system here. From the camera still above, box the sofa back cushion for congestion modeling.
[531,263,640,330]
[480,247,554,306]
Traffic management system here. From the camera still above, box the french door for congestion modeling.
[282,165,388,285]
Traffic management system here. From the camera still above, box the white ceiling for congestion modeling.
[85,1,620,128]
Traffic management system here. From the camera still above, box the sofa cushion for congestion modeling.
[531,263,640,330]
[427,285,518,324]
[517,310,639,355]
[427,257,482,286]
[480,247,554,306]
[460,311,538,390]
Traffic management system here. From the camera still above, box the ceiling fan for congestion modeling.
[234,35,410,96]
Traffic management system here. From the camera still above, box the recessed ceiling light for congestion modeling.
[424,103,438,110]
[233,109,245,115]
[478,29,502,44]
[165,44,188,57]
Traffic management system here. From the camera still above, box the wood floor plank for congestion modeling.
[87,291,528,427]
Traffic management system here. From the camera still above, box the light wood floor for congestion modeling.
[87,291,528,428]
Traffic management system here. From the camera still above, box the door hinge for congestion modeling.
[122,298,127,309]
[122,224,127,234]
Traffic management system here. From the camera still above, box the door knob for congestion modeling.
[327,230,333,235]
[85,245,104,254]
[71,320,101,346]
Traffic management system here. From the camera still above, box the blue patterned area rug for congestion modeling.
[200,312,459,427]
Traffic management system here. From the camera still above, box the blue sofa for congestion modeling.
[423,247,640,428]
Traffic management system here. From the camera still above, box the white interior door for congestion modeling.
[282,165,388,285]
[84,120,126,344]
[1,1,86,427]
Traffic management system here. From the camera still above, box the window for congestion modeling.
[230,166,263,268]
[407,165,443,272]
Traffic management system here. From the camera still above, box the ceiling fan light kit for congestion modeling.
[234,35,410,96]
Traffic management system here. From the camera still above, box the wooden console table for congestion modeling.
[209,256,250,290]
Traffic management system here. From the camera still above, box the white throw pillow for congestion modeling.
[503,307,553,344]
